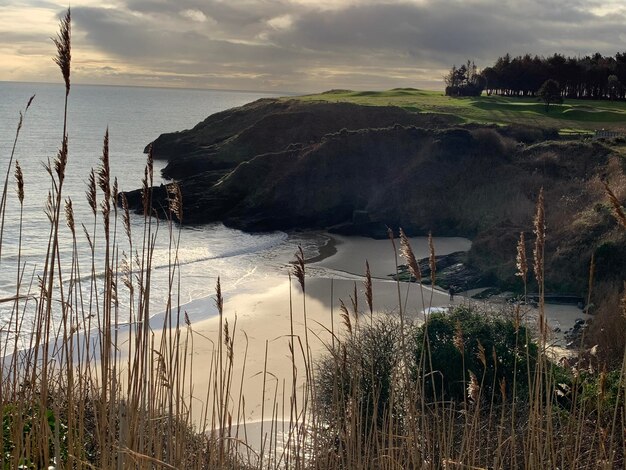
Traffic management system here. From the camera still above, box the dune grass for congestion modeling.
[295,89,626,133]
[1,11,626,469]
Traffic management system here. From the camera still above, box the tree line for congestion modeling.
[445,53,626,100]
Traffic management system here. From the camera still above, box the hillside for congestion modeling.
[297,89,626,135]
[125,93,626,293]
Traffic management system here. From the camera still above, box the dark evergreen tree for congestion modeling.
[538,79,563,111]
[472,51,626,100]
[444,60,486,96]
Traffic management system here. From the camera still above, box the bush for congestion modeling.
[412,305,538,403]
[315,305,541,433]
[315,318,405,436]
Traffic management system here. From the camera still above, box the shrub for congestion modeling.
[315,305,542,435]
[315,317,405,436]
[411,305,538,403]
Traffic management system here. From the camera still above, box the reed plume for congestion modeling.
[121,192,131,240]
[64,197,75,234]
[112,177,118,207]
[428,231,436,286]
[26,94,35,110]
[215,276,224,315]
[141,145,154,216]
[339,299,352,335]
[603,181,626,229]
[52,9,71,96]
[476,340,486,369]
[86,169,97,216]
[54,135,68,183]
[453,321,464,354]
[98,129,110,197]
[364,260,373,316]
[167,182,183,222]
[399,228,421,282]
[14,160,24,204]
[467,371,480,405]
[515,231,528,302]
[293,245,305,292]
[98,130,111,233]
[587,252,595,312]
[515,232,527,282]
[533,188,545,287]
[532,188,548,342]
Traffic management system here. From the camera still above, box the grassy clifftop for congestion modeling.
[295,88,626,134]
[129,94,626,295]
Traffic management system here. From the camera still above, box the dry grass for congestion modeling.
[1,11,625,469]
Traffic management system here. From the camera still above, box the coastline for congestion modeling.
[1,229,587,461]
[302,232,339,265]
[162,232,587,430]
[152,233,469,427]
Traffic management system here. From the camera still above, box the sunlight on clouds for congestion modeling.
[288,0,428,9]
[267,14,294,31]
[0,6,58,36]
[587,0,626,16]
[0,48,57,81]
[180,9,209,23]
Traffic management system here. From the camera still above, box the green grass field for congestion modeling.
[294,88,626,134]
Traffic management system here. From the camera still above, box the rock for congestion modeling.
[121,98,626,296]
[392,251,488,291]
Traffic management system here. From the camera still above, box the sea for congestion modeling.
[0,81,329,347]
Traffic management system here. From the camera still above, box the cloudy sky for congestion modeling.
[1,0,626,92]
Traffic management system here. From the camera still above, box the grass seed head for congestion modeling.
[533,187,545,286]
[467,370,480,405]
[428,231,436,285]
[515,231,528,281]
[604,181,626,229]
[167,182,183,222]
[293,246,305,292]
[64,198,75,234]
[15,160,24,204]
[364,260,373,315]
[215,277,223,315]
[86,169,97,216]
[400,228,421,282]
[52,9,71,96]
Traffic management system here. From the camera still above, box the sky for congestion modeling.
[1,0,626,93]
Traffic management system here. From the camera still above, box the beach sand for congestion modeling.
[150,233,586,457]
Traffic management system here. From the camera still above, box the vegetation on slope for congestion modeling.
[135,116,626,296]
[296,88,626,133]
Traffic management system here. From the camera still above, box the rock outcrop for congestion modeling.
[123,98,626,293]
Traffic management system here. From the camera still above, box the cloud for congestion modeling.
[3,0,626,91]
[267,14,294,31]
[180,9,210,23]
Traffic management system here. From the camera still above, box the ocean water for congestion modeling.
[0,82,320,345]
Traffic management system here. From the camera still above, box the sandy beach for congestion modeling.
[155,232,587,444]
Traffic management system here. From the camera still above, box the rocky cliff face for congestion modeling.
[124,98,626,292]
[147,99,460,180]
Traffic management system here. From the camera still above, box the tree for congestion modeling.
[538,79,563,112]
[444,60,485,97]
[608,75,622,100]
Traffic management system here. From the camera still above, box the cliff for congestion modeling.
[125,98,626,292]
